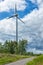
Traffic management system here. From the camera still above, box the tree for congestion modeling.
[4,40,18,54]
[0,43,2,52]
[0,42,5,53]
[18,39,28,55]
[2,39,28,54]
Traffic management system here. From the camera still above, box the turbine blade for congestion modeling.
[17,17,25,24]
[7,15,16,19]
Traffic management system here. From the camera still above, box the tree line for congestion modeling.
[0,39,28,55]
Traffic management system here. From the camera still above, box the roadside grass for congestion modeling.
[26,55,43,65]
[0,53,30,65]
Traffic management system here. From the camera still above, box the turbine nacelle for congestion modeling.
[15,14,18,17]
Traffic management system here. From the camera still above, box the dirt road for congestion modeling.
[5,57,35,65]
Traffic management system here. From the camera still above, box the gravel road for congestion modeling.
[5,57,35,65]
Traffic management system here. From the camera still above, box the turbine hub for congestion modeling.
[15,14,18,17]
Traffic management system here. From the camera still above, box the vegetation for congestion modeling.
[18,40,27,55]
[0,39,28,54]
[0,53,30,65]
[0,39,42,65]
[26,55,43,65]
[0,39,30,65]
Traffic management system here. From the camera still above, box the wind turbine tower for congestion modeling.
[7,4,24,42]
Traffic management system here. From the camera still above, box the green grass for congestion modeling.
[0,53,30,65]
[26,55,43,65]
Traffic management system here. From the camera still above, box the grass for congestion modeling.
[26,55,43,65]
[0,53,30,65]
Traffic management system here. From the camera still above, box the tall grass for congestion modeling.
[26,55,43,65]
[0,53,30,65]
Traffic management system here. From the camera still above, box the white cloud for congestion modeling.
[30,0,36,3]
[0,17,25,42]
[0,18,24,35]
[0,39,4,43]
[30,0,43,8]
[0,18,16,35]
[22,0,43,38]
[30,0,42,4]
[21,0,43,53]
[0,0,27,12]
[27,48,43,54]
[0,0,3,1]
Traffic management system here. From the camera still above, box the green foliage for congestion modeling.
[25,52,34,56]
[4,40,18,54]
[0,43,4,53]
[0,39,28,55]
[18,39,28,55]
[26,52,41,56]
[0,53,29,65]
[26,55,43,65]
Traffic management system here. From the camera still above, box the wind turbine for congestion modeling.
[7,4,25,43]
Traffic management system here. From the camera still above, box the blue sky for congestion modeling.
[0,0,43,54]
[0,0,38,20]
